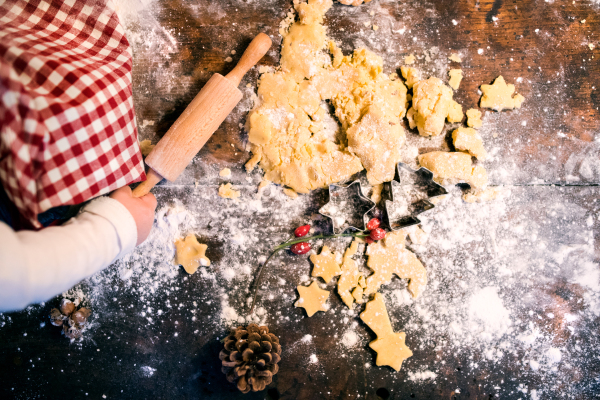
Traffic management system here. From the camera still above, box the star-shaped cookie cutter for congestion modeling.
[319,180,376,234]
[382,163,448,230]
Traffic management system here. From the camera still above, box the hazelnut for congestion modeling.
[59,299,75,316]
[70,311,87,326]
[49,308,64,327]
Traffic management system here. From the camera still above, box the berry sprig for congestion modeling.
[248,218,386,314]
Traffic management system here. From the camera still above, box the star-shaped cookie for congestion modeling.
[369,332,413,371]
[310,246,342,283]
[295,281,330,317]
[360,293,413,371]
[174,234,211,274]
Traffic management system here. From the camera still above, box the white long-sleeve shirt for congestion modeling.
[0,196,137,312]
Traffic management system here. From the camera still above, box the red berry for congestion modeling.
[364,237,374,244]
[366,218,381,231]
[369,228,386,241]
[294,224,311,237]
[291,242,311,255]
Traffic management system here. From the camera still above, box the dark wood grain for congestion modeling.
[1,1,600,399]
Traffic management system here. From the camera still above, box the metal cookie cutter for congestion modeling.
[383,163,448,230]
[319,180,376,234]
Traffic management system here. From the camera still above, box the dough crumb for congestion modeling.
[400,66,420,89]
[404,54,416,65]
[448,69,463,90]
[452,127,487,160]
[224,56,233,63]
[463,187,501,203]
[466,108,483,128]
[258,180,270,190]
[174,235,210,275]
[449,53,462,63]
[337,0,373,5]
[418,151,487,188]
[480,75,525,111]
[219,168,232,178]
[218,183,241,199]
[407,77,462,136]
[283,188,298,199]
[139,139,155,157]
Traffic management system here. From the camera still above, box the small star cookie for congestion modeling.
[337,240,364,309]
[369,332,413,371]
[174,235,211,274]
[310,246,342,283]
[360,293,413,371]
[480,76,525,111]
[295,281,330,317]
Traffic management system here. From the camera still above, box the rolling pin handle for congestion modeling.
[225,33,272,87]
[132,168,164,198]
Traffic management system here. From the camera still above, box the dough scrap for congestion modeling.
[404,54,416,65]
[448,69,463,90]
[371,183,383,204]
[360,293,413,371]
[219,168,232,178]
[283,188,298,198]
[466,108,482,128]
[337,240,364,309]
[139,139,155,157]
[463,187,501,203]
[400,66,420,89]
[364,231,427,297]
[247,0,409,190]
[310,245,342,283]
[404,225,428,245]
[406,77,463,136]
[337,0,372,5]
[418,151,488,189]
[295,281,330,317]
[452,127,487,160]
[480,75,525,111]
[449,53,462,63]
[174,234,211,275]
[218,183,241,199]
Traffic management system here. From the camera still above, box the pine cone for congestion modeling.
[219,323,281,393]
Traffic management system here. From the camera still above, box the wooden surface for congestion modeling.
[1,1,600,399]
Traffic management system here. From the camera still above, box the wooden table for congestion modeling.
[1,1,599,399]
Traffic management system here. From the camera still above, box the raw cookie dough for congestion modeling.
[418,151,488,188]
[360,293,413,371]
[310,245,342,283]
[283,188,298,198]
[452,127,487,160]
[404,225,428,245]
[139,139,155,157]
[295,281,330,317]
[364,230,427,297]
[174,234,211,274]
[406,77,463,137]
[337,240,364,309]
[404,54,416,65]
[247,0,409,190]
[466,108,483,128]
[449,53,462,63]
[218,183,241,199]
[448,69,463,90]
[480,75,525,111]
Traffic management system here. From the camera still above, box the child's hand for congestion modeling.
[110,186,157,245]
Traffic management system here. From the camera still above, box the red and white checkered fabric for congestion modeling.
[0,0,145,228]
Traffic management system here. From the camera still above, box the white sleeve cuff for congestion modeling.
[82,196,138,256]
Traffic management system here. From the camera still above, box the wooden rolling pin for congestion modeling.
[133,33,272,197]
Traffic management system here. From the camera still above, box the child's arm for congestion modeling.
[0,187,156,312]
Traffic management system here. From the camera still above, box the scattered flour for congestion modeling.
[407,370,437,382]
